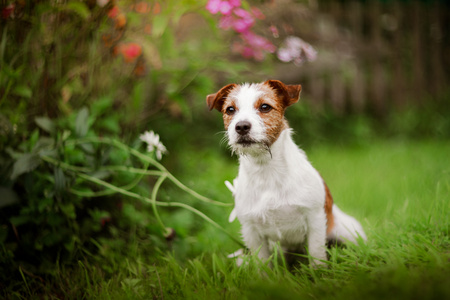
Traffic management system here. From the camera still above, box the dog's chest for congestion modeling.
[234,167,315,245]
[241,205,309,245]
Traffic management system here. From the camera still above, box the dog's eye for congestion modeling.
[259,104,272,113]
[226,106,236,115]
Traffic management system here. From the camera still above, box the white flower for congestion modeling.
[277,36,317,65]
[139,130,167,160]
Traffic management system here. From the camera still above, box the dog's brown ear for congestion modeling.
[265,79,302,107]
[206,83,237,112]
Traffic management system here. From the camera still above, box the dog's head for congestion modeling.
[206,80,301,156]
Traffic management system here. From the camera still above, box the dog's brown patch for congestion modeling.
[324,183,335,234]
[264,79,302,107]
[254,84,289,145]
[222,98,237,130]
[206,83,237,112]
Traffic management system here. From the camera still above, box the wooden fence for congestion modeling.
[275,0,449,115]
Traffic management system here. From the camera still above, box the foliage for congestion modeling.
[0,101,152,277]
[0,0,252,131]
[0,100,241,282]
[0,0,269,283]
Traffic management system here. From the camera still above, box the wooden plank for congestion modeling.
[411,1,425,102]
[330,69,346,114]
[429,1,445,96]
[368,0,386,114]
[391,0,407,109]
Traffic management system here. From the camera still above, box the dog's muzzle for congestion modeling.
[234,121,256,146]
[235,121,252,136]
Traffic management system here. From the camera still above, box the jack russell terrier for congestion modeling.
[206,80,367,266]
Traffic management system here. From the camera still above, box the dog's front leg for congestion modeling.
[241,224,271,261]
[306,208,328,267]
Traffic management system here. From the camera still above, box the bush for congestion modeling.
[0,102,154,277]
[0,0,261,279]
[0,101,240,281]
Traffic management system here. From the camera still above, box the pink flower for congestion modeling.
[232,18,254,33]
[269,25,279,38]
[123,44,142,60]
[233,7,252,19]
[206,0,277,61]
[108,6,119,18]
[206,0,235,15]
[219,1,233,14]
[251,7,265,20]
[219,9,254,33]
[229,0,241,7]
[241,46,256,59]
[206,0,221,14]
[117,43,142,63]
[218,15,232,29]
[243,32,276,53]
[231,32,275,61]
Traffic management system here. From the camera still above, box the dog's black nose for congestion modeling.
[235,121,251,135]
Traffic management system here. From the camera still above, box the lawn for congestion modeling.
[8,139,449,299]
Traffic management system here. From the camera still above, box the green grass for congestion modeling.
[5,139,450,299]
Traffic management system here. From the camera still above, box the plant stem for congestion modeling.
[42,156,157,197]
[151,174,168,233]
[42,137,239,245]
[76,172,244,247]
[63,137,232,206]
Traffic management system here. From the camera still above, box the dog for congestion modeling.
[206,80,367,267]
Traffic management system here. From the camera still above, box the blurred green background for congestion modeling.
[0,0,449,298]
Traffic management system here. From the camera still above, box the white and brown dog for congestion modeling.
[207,80,366,266]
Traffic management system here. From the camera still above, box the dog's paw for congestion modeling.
[310,258,328,269]
[227,248,245,267]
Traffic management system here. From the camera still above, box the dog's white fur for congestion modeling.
[207,80,366,266]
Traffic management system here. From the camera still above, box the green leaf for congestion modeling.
[10,215,30,226]
[54,167,66,193]
[60,203,76,219]
[35,116,55,134]
[62,130,71,141]
[64,1,90,19]
[33,137,54,153]
[12,85,32,98]
[29,129,39,150]
[10,153,41,180]
[152,15,169,37]
[64,236,77,252]
[38,198,53,212]
[47,213,64,227]
[75,107,89,137]
[97,118,120,134]
[0,187,20,208]
[90,96,113,117]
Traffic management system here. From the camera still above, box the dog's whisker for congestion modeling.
[214,131,227,137]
